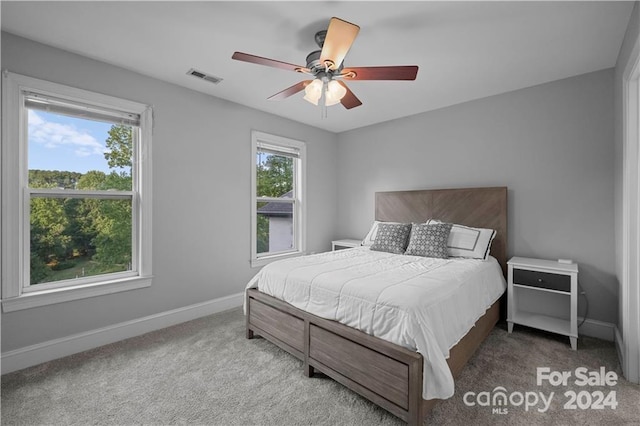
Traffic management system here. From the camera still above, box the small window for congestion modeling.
[251,131,306,266]
[2,72,152,311]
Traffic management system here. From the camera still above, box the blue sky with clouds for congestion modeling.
[28,109,115,174]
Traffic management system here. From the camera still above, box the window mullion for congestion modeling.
[28,188,134,200]
[256,197,295,204]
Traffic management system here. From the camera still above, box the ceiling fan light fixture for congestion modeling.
[304,78,346,107]
[325,80,347,106]
[303,78,323,105]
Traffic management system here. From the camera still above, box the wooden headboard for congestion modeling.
[375,187,508,276]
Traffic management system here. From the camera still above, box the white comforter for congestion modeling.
[245,246,506,400]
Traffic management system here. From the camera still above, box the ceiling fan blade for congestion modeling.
[267,81,312,101]
[341,66,419,81]
[320,17,360,70]
[232,52,309,73]
[337,81,362,109]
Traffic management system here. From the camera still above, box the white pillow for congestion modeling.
[427,220,496,260]
[361,221,381,246]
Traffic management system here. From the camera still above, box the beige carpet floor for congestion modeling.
[2,307,639,425]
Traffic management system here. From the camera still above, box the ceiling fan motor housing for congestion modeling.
[306,49,343,76]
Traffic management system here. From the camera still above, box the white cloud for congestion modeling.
[28,110,105,157]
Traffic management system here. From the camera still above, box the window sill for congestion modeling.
[251,251,305,268]
[1,276,152,313]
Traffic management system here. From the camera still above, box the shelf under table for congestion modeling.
[510,311,574,337]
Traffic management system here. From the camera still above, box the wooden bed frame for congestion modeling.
[246,187,508,425]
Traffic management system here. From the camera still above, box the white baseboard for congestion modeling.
[577,317,616,342]
[1,292,244,375]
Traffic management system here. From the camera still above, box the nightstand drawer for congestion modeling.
[513,269,570,292]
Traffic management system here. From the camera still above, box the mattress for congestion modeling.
[245,246,506,400]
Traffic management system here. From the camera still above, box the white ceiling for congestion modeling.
[1,1,634,133]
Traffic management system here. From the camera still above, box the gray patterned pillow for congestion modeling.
[405,222,453,258]
[370,223,412,254]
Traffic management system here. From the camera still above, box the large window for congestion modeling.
[251,131,306,266]
[1,72,152,311]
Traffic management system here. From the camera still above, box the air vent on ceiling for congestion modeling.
[186,68,223,85]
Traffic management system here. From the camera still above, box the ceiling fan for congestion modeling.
[232,17,419,110]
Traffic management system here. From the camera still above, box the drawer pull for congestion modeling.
[538,278,544,283]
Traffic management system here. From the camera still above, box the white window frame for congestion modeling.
[250,130,306,267]
[1,71,153,312]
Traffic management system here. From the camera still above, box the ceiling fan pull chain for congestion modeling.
[321,63,330,118]
[321,79,328,118]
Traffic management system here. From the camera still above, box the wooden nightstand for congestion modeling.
[331,239,361,251]
[507,256,579,350]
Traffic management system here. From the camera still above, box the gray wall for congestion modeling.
[336,69,617,324]
[0,33,339,351]
[614,1,639,338]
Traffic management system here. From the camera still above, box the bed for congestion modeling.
[244,187,508,425]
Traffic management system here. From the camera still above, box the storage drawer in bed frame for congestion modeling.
[248,297,305,356]
[309,323,410,409]
[246,288,423,423]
